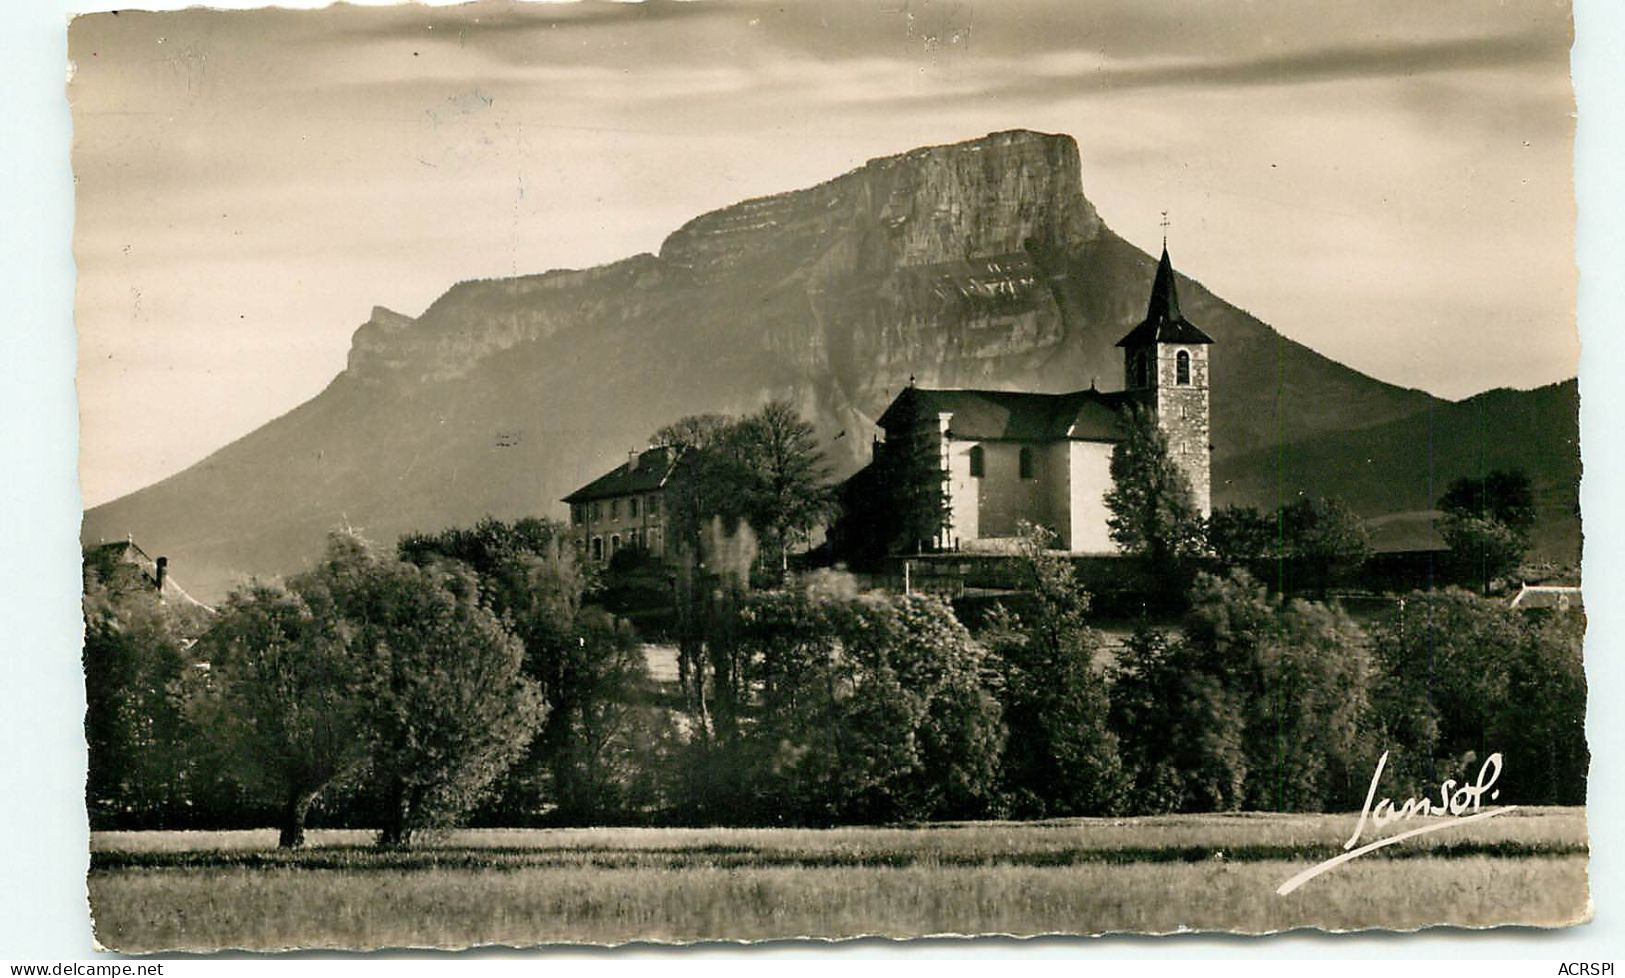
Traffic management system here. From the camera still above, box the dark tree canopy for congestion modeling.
[304,531,547,847]
[1275,496,1371,595]
[732,400,836,577]
[1437,468,1535,592]
[653,401,834,576]
[1104,405,1204,578]
[1205,504,1277,566]
[1439,468,1537,533]
[1369,588,1586,804]
[1168,571,1376,812]
[193,581,369,847]
[82,554,211,829]
[983,524,1126,817]
[399,518,656,824]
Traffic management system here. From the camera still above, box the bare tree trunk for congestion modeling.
[376,778,412,849]
[277,786,319,849]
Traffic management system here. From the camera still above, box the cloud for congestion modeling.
[1006,30,1571,98]
[324,0,736,42]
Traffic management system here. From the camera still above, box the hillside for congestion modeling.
[85,129,1487,600]
[1215,379,1581,561]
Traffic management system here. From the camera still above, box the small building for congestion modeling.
[1509,583,1582,612]
[863,245,1214,554]
[562,446,682,564]
[85,538,211,610]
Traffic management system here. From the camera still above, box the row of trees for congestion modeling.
[662,523,1586,822]
[85,520,660,846]
[84,516,1585,838]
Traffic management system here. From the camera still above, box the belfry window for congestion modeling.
[969,445,985,479]
[1018,446,1035,480]
[1176,350,1191,385]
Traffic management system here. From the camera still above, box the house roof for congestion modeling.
[1116,246,1215,348]
[562,446,683,504]
[877,385,1139,443]
[87,539,212,611]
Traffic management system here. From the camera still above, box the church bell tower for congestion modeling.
[1115,244,1215,516]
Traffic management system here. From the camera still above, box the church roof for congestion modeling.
[1116,246,1215,348]
[877,386,1137,443]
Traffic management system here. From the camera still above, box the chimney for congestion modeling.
[154,556,168,593]
[627,449,640,472]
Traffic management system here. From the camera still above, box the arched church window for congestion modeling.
[969,445,985,478]
[1176,350,1191,385]
[1018,446,1035,480]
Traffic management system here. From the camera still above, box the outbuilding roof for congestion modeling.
[1508,584,1583,611]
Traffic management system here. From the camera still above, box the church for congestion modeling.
[868,246,1213,554]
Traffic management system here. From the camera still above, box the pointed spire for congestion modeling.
[1116,237,1213,349]
[1145,245,1182,325]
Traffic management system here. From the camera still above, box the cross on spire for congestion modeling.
[1160,210,1170,248]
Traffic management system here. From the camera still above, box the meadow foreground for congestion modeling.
[88,808,1589,951]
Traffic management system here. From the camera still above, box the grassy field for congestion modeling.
[88,808,1590,951]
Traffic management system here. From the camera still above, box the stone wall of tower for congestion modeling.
[1152,345,1212,517]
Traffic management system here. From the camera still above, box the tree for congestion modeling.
[400,519,656,825]
[303,531,546,847]
[1206,504,1277,566]
[192,582,369,847]
[653,404,833,575]
[1437,468,1536,592]
[1439,469,1537,533]
[653,414,752,561]
[1180,570,1377,812]
[1109,623,1247,814]
[1104,405,1203,583]
[82,553,211,828]
[983,523,1125,817]
[651,413,735,453]
[1495,605,1588,805]
[1369,588,1585,803]
[1438,514,1527,594]
[537,607,662,821]
[731,400,836,578]
[399,516,585,614]
[728,587,1004,824]
[1276,496,1370,595]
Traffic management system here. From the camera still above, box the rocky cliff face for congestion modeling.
[345,130,1099,389]
[87,129,1461,598]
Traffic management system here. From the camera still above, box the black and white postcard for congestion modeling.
[68,0,1587,950]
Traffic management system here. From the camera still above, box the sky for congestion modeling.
[69,0,1578,507]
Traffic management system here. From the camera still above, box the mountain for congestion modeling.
[1215,379,1582,562]
[85,129,1556,600]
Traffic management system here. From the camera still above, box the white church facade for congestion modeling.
[871,246,1214,554]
